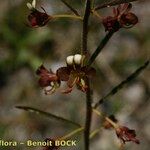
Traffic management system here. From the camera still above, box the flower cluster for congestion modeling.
[36,54,96,94]
[102,3,138,32]
[27,0,52,27]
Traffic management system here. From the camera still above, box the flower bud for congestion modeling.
[27,3,33,10]
[73,54,83,65]
[66,55,74,66]
[120,12,138,28]
[27,0,36,10]
[32,0,36,8]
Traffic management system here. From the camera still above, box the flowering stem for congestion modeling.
[52,14,83,20]
[88,31,114,66]
[60,0,80,16]
[82,0,93,150]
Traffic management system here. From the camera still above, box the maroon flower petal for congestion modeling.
[102,16,120,32]
[56,67,71,81]
[36,65,58,87]
[28,9,50,27]
[116,126,140,144]
[36,65,49,75]
[38,76,52,87]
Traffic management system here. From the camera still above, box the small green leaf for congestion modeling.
[16,106,81,127]
[94,60,149,108]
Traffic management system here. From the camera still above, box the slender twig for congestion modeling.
[93,60,149,108]
[82,0,91,55]
[16,106,81,127]
[93,109,118,128]
[91,9,103,19]
[52,14,83,20]
[90,127,103,139]
[81,1,93,149]
[94,0,138,11]
[60,0,80,16]
[88,31,114,66]
[59,127,84,140]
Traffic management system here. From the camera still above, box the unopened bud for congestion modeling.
[27,3,33,10]
[74,54,83,65]
[120,12,138,28]
[66,55,74,66]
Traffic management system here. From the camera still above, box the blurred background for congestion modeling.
[0,0,149,150]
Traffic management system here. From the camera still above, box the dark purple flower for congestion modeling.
[27,0,51,27]
[102,3,138,32]
[116,126,140,144]
[57,54,96,93]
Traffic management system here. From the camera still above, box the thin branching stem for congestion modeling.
[93,60,149,108]
[52,14,83,20]
[59,127,84,140]
[94,0,138,11]
[82,0,93,150]
[88,31,114,66]
[60,0,80,16]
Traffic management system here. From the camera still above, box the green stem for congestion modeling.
[60,0,80,16]
[93,109,118,128]
[52,14,83,20]
[88,31,114,66]
[90,127,102,139]
[59,127,84,140]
